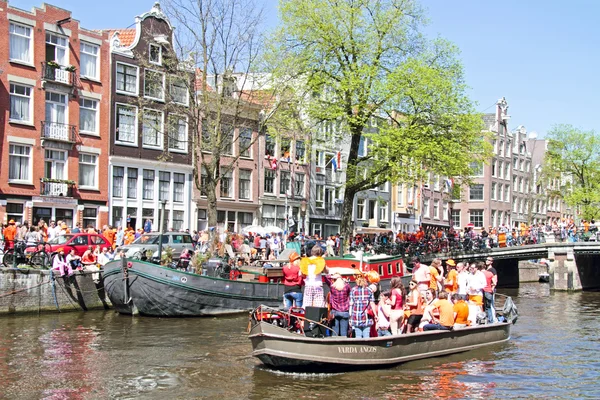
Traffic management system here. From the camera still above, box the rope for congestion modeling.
[0,279,51,299]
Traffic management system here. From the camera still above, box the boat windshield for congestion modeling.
[133,234,160,245]
[47,235,73,245]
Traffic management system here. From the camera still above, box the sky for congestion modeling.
[12,0,600,137]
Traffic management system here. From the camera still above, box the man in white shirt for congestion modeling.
[466,262,487,308]
[456,262,469,298]
[411,257,430,293]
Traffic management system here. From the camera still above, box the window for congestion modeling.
[295,140,305,162]
[112,206,123,228]
[116,104,137,144]
[127,168,138,199]
[379,182,388,192]
[200,167,208,196]
[470,161,484,177]
[9,23,32,63]
[239,212,253,230]
[172,173,185,203]
[368,200,376,220]
[144,69,165,100]
[491,210,497,227]
[44,150,66,179]
[356,198,365,219]
[470,210,484,228]
[159,171,170,201]
[82,208,97,229]
[220,170,232,198]
[451,209,460,228]
[116,63,138,94]
[79,153,97,188]
[498,161,504,179]
[294,173,305,197]
[79,98,98,135]
[265,134,275,157]
[280,137,291,158]
[201,121,212,151]
[433,200,439,219]
[239,128,252,158]
[280,171,291,195]
[169,77,188,105]
[113,166,124,198]
[9,83,32,123]
[142,109,163,148]
[316,185,324,208]
[469,184,484,200]
[8,144,31,182]
[442,201,448,221]
[358,136,367,156]
[45,32,67,65]
[379,201,388,222]
[221,125,234,155]
[6,203,24,224]
[504,163,510,180]
[149,43,162,64]
[173,210,184,231]
[312,223,322,237]
[519,177,524,193]
[491,182,497,200]
[45,91,67,125]
[513,157,518,169]
[80,41,99,79]
[423,199,430,218]
[397,184,404,206]
[168,115,187,151]
[262,205,275,226]
[239,169,251,200]
[264,169,275,194]
[492,159,497,177]
[143,170,155,200]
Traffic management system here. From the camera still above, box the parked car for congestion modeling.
[28,233,112,257]
[115,232,195,261]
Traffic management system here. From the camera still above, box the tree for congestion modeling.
[162,0,276,230]
[545,124,600,220]
[268,0,488,249]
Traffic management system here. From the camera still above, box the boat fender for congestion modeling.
[127,261,133,268]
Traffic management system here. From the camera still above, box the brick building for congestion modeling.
[0,1,110,228]
[104,3,195,231]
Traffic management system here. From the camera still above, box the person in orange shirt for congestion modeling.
[423,291,454,331]
[415,227,425,241]
[429,258,444,292]
[124,229,135,245]
[452,293,470,329]
[444,259,458,293]
[103,225,115,246]
[583,220,590,233]
[3,220,17,250]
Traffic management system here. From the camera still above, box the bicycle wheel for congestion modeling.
[2,250,15,268]
[31,251,50,269]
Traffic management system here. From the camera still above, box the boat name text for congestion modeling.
[337,346,377,354]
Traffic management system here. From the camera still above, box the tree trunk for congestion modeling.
[340,185,357,254]
[206,180,218,228]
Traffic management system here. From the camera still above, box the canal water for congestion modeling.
[0,283,599,399]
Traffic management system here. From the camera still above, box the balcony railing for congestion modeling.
[41,62,75,86]
[41,121,77,142]
[40,179,74,197]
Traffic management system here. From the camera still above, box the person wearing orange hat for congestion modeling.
[52,247,73,277]
[443,259,458,294]
[282,251,303,308]
[3,220,17,250]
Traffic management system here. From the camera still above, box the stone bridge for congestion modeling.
[420,242,600,291]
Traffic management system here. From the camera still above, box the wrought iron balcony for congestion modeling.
[41,121,77,143]
[40,179,74,197]
[41,62,76,86]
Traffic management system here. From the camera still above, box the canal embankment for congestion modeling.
[0,268,111,315]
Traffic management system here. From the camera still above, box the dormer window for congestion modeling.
[149,43,162,65]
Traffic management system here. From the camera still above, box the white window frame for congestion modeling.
[115,103,138,146]
[8,143,32,184]
[79,41,100,80]
[9,22,33,65]
[142,108,164,150]
[79,97,99,136]
[469,184,484,201]
[44,149,67,180]
[168,114,188,153]
[9,82,33,124]
[356,198,365,220]
[144,68,165,101]
[78,153,98,190]
[379,201,388,222]
[238,169,252,200]
[149,43,162,65]
[423,199,430,218]
[433,200,439,220]
[45,32,68,66]
[397,184,404,206]
[116,62,139,96]
[316,184,324,209]
[169,76,189,106]
[442,201,448,221]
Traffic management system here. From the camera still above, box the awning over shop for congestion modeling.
[354,227,394,235]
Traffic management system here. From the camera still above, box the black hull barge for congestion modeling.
[248,299,517,372]
[103,259,285,316]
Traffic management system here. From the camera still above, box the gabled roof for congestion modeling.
[102,29,137,47]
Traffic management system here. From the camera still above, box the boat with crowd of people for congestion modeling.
[248,295,518,371]
[102,248,409,317]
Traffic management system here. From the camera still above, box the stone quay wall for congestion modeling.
[0,269,112,315]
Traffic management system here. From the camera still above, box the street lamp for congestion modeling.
[300,200,307,234]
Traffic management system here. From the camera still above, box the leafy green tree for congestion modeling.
[545,124,600,220]
[269,0,488,248]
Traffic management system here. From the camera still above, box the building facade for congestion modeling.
[0,1,110,228]
[105,3,194,231]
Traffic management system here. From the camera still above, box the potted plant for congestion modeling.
[46,60,60,68]
[161,246,174,266]
[362,222,369,227]
[65,65,76,72]
[379,223,388,229]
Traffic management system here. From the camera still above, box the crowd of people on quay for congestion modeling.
[282,245,500,338]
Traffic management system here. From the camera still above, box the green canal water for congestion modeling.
[0,283,599,399]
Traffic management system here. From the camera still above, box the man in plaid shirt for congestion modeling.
[349,275,378,338]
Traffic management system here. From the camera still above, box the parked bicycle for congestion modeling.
[2,240,53,269]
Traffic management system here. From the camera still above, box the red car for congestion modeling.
[30,233,112,257]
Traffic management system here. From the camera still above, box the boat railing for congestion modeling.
[250,305,337,337]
